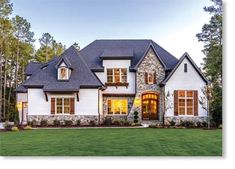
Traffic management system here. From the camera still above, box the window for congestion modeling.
[178,90,194,115]
[184,63,187,72]
[107,68,127,83]
[56,98,71,114]
[107,99,128,115]
[147,72,154,84]
[58,67,68,80]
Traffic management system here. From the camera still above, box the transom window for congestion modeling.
[58,67,69,80]
[107,99,128,115]
[56,98,71,114]
[107,68,127,83]
[178,90,194,115]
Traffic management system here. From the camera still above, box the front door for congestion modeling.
[142,93,158,120]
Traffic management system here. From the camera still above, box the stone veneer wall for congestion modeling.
[102,96,134,121]
[128,47,165,123]
[28,115,99,125]
[164,116,208,126]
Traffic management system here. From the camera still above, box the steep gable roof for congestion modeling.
[79,39,178,71]
[22,46,103,92]
[161,52,209,85]
[134,43,167,70]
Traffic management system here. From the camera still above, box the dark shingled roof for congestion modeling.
[22,46,103,92]
[17,39,181,93]
[79,39,178,71]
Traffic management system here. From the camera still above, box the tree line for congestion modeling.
[0,0,75,121]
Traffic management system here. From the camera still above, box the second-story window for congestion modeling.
[107,68,127,83]
[58,67,69,80]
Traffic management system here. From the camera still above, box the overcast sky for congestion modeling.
[12,0,212,67]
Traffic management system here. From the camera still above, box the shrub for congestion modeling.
[124,120,131,126]
[11,126,19,131]
[202,121,208,127]
[76,119,81,126]
[133,111,139,123]
[53,119,60,126]
[180,121,194,127]
[112,119,119,125]
[65,120,73,127]
[24,125,32,130]
[4,121,14,131]
[131,123,142,126]
[169,120,176,126]
[219,124,222,129]
[40,120,48,127]
[89,120,96,126]
[103,117,112,126]
[149,124,156,128]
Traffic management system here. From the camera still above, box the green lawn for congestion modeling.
[0,128,222,156]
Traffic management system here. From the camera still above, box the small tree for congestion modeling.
[133,111,138,123]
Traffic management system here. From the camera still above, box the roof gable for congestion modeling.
[79,39,178,71]
[134,43,167,70]
[23,46,103,92]
[161,52,209,85]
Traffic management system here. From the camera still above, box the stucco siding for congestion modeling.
[165,58,207,117]
[95,60,135,93]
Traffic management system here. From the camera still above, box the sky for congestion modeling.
[12,0,212,67]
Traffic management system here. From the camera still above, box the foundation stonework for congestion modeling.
[128,47,165,123]
[28,115,99,125]
[164,116,208,126]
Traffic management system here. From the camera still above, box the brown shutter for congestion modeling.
[145,72,148,84]
[194,90,198,116]
[70,98,75,114]
[174,90,178,116]
[153,71,156,84]
[51,98,55,114]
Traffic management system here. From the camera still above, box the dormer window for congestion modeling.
[58,67,69,80]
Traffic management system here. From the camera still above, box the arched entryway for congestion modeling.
[142,93,158,120]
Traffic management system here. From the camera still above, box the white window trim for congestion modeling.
[54,97,73,115]
[178,90,194,116]
[107,98,128,116]
[107,68,127,83]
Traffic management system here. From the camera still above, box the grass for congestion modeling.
[0,128,222,156]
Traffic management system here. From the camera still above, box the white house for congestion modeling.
[16,39,209,125]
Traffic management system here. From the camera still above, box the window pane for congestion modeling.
[179,99,185,106]
[107,76,113,83]
[187,99,193,107]
[187,91,193,97]
[114,75,120,83]
[121,69,127,75]
[56,98,62,114]
[110,100,128,115]
[108,100,112,114]
[114,69,120,75]
[122,76,127,83]
[148,73,154,84]
[179,107,185,115]
[60,68,67,80]
[178,91,185,97]
[107,69,113,75]
[64,98,70,114]
[187,107,193,115]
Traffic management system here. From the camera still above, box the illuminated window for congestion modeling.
[58,67,68,80]
[107,99,128,115]
[107,68,127,83]
[56,98,71,114]
[178,90,194,115]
